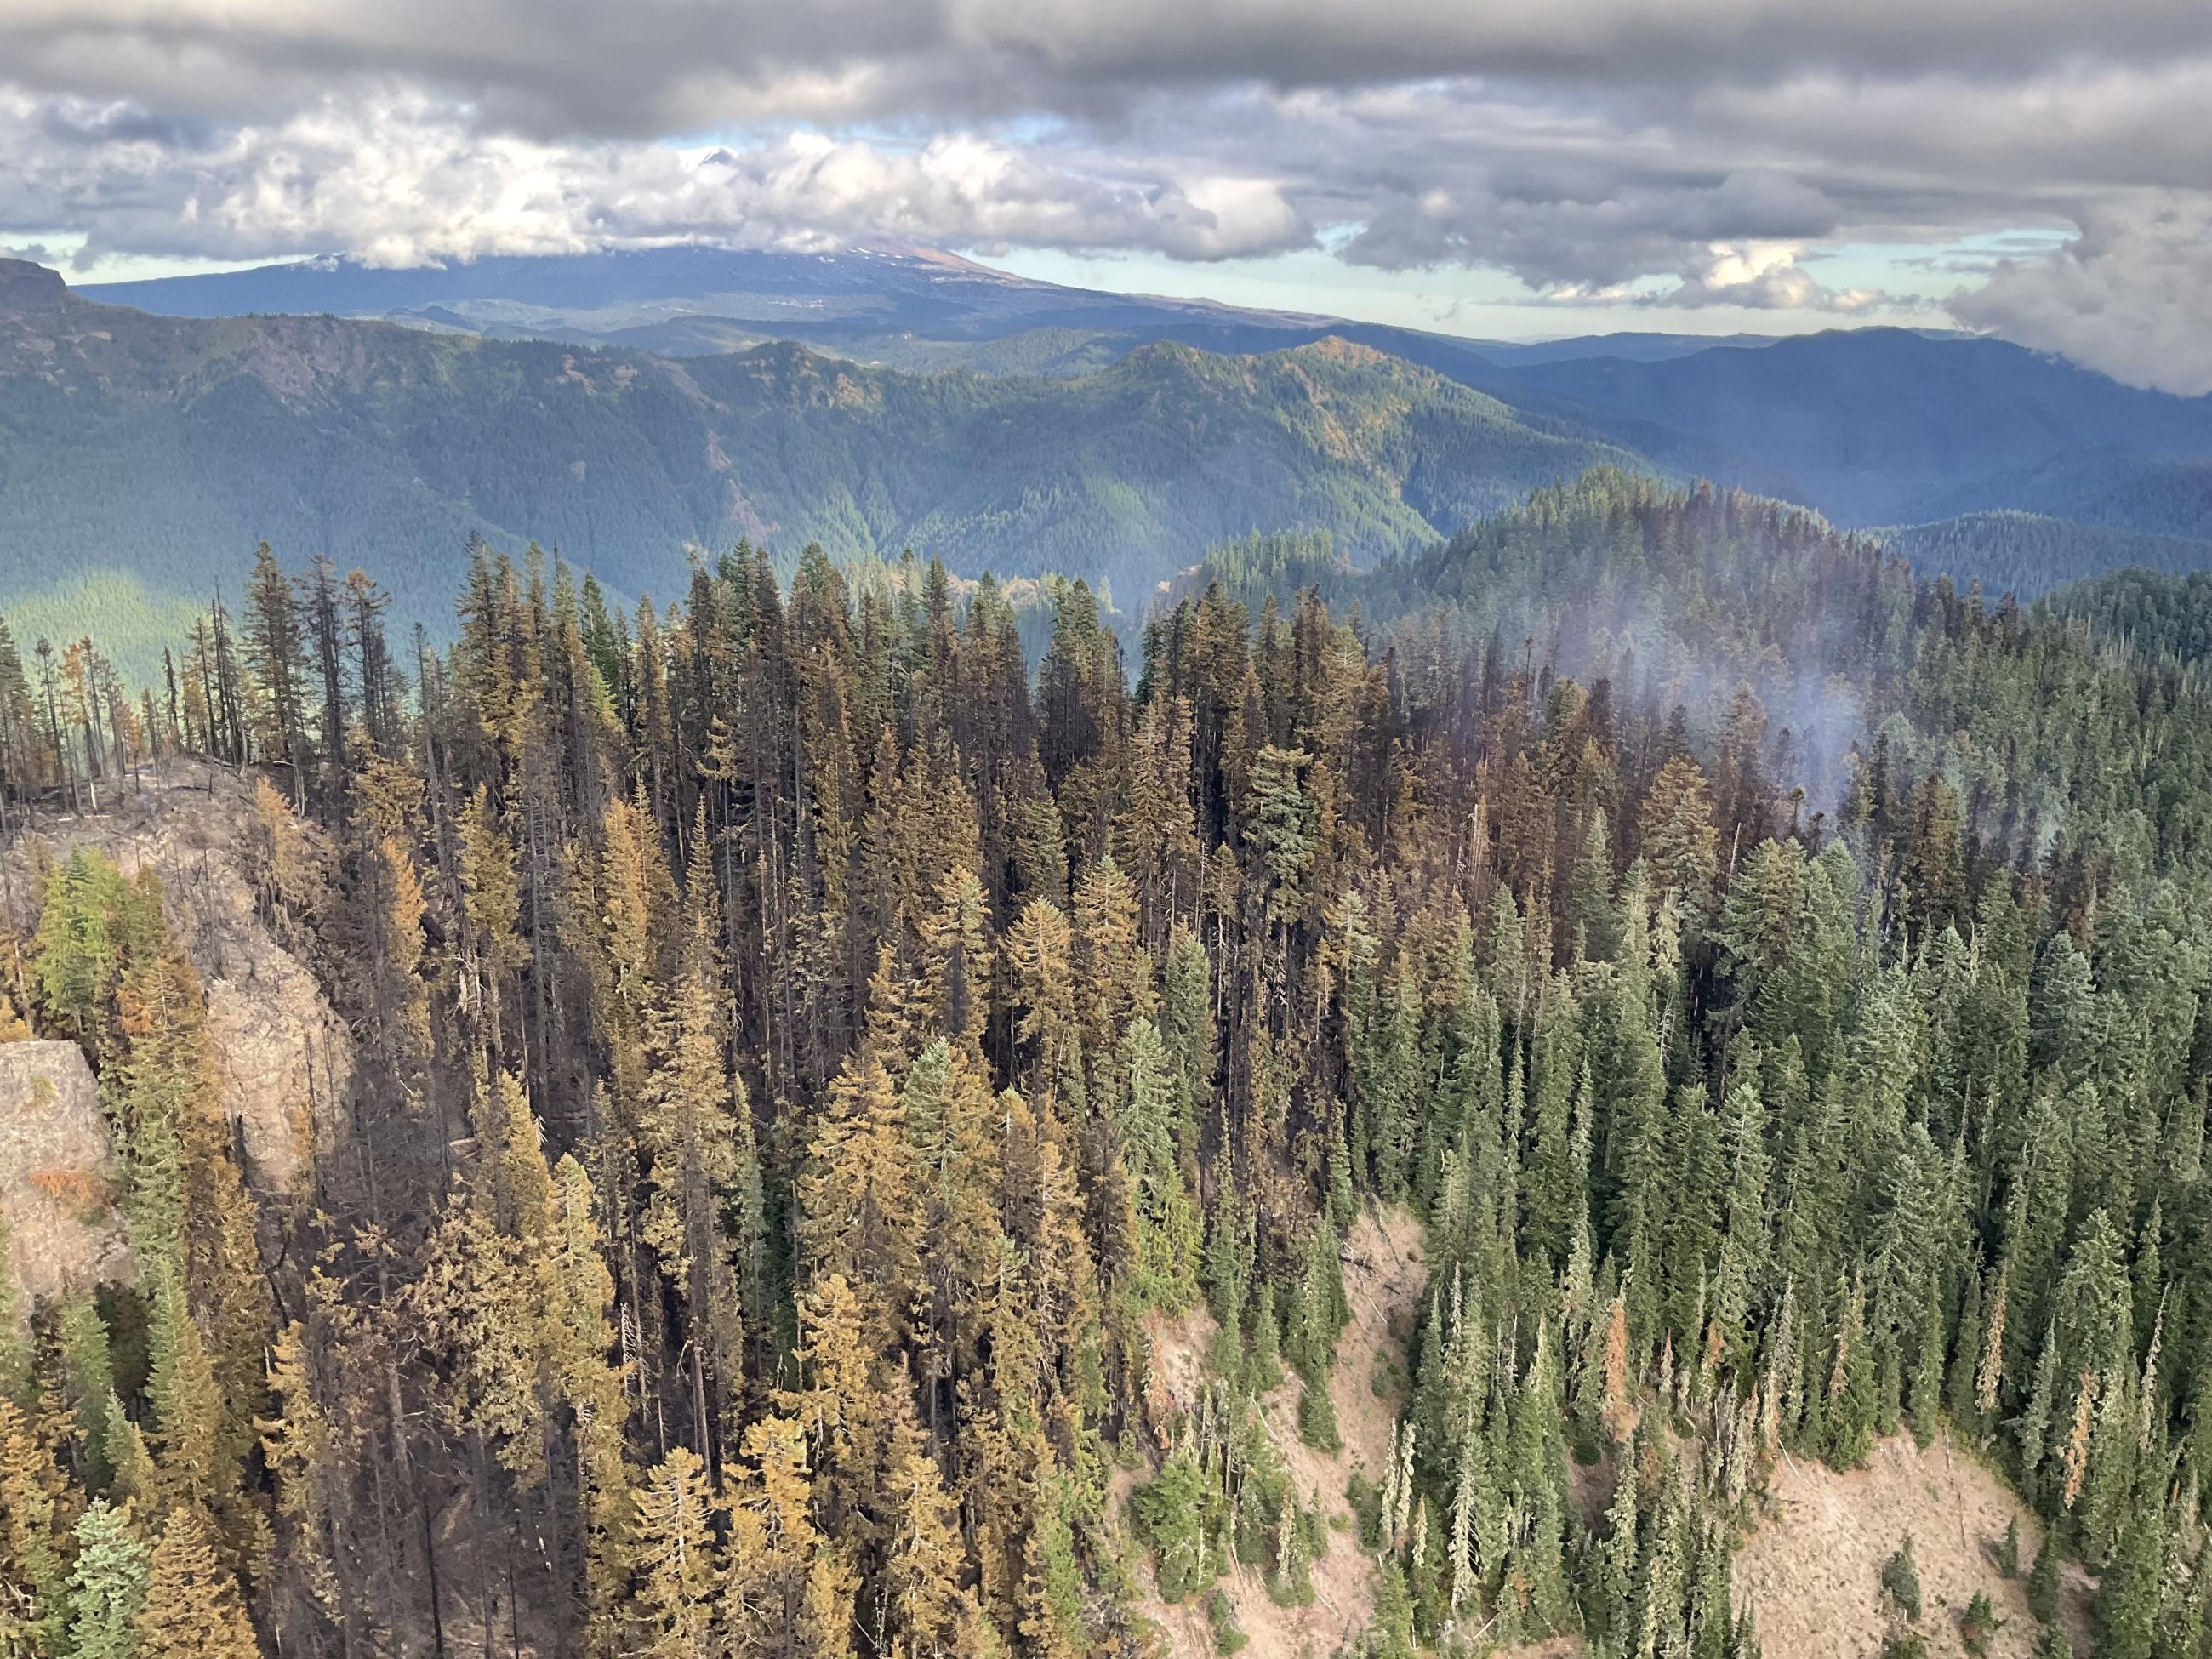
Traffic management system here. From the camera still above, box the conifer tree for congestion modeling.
[640,889,750,1456]
[241,542,311,803]
[135,1509,257,1659]
[800,1050,921,1354]
[66,1500,151,1659]
[0,1394,69,1658]
[625,1445,723,1659]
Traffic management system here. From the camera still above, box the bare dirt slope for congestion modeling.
[1493,1432,2086,1659]
[1130,1205,1428,1659]
[1736,1432,2093,1657]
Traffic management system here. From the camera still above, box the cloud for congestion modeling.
[1514,242,1899,315]
[1951,197,2212,395]
[1338,159,1849,290]
[4,0,2207,133]
[1642,242,1892,313]
[0,90,1310,269]
[0,0,2208,365]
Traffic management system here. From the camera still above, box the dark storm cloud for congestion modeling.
[4,0,2206,131]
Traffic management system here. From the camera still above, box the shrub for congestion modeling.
[1962,1589,2001,1656]
[1995,1516,2021,1578]
[1206,1588,1246,1656]
[1881,1533,1924,1622]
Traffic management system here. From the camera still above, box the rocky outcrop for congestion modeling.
[0,762,352,1193]
[0,259,67,315]
[0,1040,133,1325]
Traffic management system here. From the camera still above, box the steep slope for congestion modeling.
[1130,1209,1427,1659]
[0,269,1652,620]
[1736,1435,2093,1659]
[0,764,351,1194]
[6,472,2210,1659]
[0,1040,133,1320]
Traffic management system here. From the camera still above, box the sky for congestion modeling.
[1,0,2209,391]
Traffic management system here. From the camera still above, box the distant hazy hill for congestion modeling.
[82,244,1334,349]
[1492,328,2212,527]
[0,267,1647,626]
[85,246,1821,394]
[1922,449,2212,544]
[16,248,2212,646]
[91,250,2212,553]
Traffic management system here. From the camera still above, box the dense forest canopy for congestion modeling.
[2039,569,2212,669]
[0,469,2209,1659]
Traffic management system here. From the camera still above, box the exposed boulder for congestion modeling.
[0,761,352,1193]
[0,1040,133,1325]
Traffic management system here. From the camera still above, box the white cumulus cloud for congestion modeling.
[0,0,2209,367]
[1649,242,1890,313]
[0,90,1311,270]
[1951,197,2212,395]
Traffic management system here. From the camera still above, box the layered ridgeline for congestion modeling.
[0,260,1642,630]
[1880,514,2212,600]
[9,254,2212,676]
[1495,331,2212,535]
[2,472,2209,1659]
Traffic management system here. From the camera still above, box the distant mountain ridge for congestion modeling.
[12,248,2212,639]
[81,245,1331,346]
[1488,328,2212,527]
[0,267,1648,627]
[88,248,2210,550]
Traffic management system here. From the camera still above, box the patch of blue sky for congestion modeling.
[0,229,292,283]
[1801,228,2076,302]
[966,243,1928,342]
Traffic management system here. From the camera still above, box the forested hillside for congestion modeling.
[9,259,2211,670]
[1879,512,2212,596]
[2041,567,2212,667]
[1494,332,2212,532]
[0,470,2208,1658]
[1925,453,2212,548]
[0,267,1642,629]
